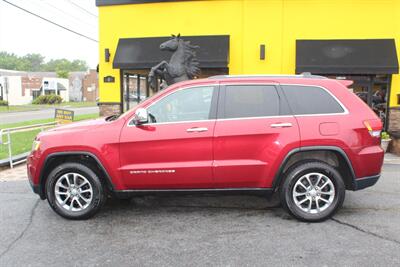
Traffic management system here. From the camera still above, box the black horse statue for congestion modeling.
[148,34,200,89]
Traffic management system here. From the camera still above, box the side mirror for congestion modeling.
[133,108,149,125]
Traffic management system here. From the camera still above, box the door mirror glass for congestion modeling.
[133,108,149,125]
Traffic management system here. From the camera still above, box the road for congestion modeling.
[0,106,99,125]
[0,164,399,266]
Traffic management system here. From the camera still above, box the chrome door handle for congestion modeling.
[186,127,208,132]
[270,123,293,128]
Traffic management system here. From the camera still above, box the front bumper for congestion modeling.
[27,153,45,199]
[28,177,41,195]
[353,174,380,190]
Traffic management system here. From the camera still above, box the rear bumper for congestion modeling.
[351,145,384,178]
[348,145,382,190]
[352,174,380,191]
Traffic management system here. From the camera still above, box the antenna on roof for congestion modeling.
[300,72,312,76]
[208,73,328,79]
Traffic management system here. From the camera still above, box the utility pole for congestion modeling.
[0,77,3,101]
[4,76,10,112]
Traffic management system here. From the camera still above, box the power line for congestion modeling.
[42,0,97,28]
[66,0,98,18]
[1,0,98,43]
[34,0,97,36]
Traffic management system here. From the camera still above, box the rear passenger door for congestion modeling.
[213,83,300,188]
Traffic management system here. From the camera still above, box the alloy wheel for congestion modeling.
[54,173,93,212]
[292,172,335,214]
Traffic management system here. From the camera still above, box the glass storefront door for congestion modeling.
[122,71,151,112]
[327,74,391,130]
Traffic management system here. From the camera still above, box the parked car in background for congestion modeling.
[124,93,146,102]
[27,74,384,222]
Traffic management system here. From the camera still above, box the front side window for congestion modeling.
[281,85,344,115]
[222,85,280,118]
[147,86,214,123]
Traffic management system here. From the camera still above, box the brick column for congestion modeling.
[98,103,122,117]
[388,108,400,155]
[388,108,400,132]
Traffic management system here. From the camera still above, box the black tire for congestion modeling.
[280,161,345,222]
[45,162,106,220]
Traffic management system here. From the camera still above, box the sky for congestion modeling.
[0,0,99,68]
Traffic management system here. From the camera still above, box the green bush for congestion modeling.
[0,100,8,106]
[32,94,63,104]
[32,95,47,104]
[381,132,391,140]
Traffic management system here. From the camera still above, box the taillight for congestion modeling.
[363,120,382,138]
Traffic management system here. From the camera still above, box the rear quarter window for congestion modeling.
[281,85,344,115]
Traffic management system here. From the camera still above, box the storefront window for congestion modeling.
[326,74,391,130]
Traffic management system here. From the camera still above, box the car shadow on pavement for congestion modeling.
[98,194,294,221]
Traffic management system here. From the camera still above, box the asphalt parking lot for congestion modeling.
[0,164,399,266]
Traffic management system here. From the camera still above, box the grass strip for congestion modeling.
[1,113,100,130]
[0,113,100,160]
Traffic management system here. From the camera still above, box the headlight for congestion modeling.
[32,140,41,151]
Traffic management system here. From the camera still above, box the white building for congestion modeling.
[40,78,70,102]
[0,75,32,105]
[0,69,69,105]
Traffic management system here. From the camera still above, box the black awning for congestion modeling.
[296,39,399,74]
[113,35,229,69]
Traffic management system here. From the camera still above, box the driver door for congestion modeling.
[119,85,218,189]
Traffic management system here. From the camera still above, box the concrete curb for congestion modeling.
[0,152,30,168]
[383,153,400,165]
[0,105,97,114]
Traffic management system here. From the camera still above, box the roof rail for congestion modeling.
[208,73,327,79]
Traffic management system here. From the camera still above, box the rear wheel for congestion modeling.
[280,161,345,222]
[45,162,106,220]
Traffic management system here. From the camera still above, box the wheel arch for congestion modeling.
[273,146,357,191]
[38,151,114,199]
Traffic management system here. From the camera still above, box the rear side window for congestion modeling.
[222,85,280,118]
[281,85,344,115]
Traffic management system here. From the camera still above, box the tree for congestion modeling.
[0,51,89,72]
[56,70,69,78]
[44,58,88,72]
[70,59,88,71]
[22,53,45,71]
[0,52,20,70]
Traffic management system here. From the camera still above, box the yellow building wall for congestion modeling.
[98,0,400,107]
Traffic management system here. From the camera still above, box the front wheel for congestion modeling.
[45,162,106,220]
[280,161,345,222]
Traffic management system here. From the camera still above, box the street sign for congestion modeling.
[55,108,74,123]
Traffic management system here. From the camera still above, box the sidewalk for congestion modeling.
[0,164,27,182]
[383,153,400,164]
[0,106,99,124]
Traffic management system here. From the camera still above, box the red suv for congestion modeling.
[27,75,384,222]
